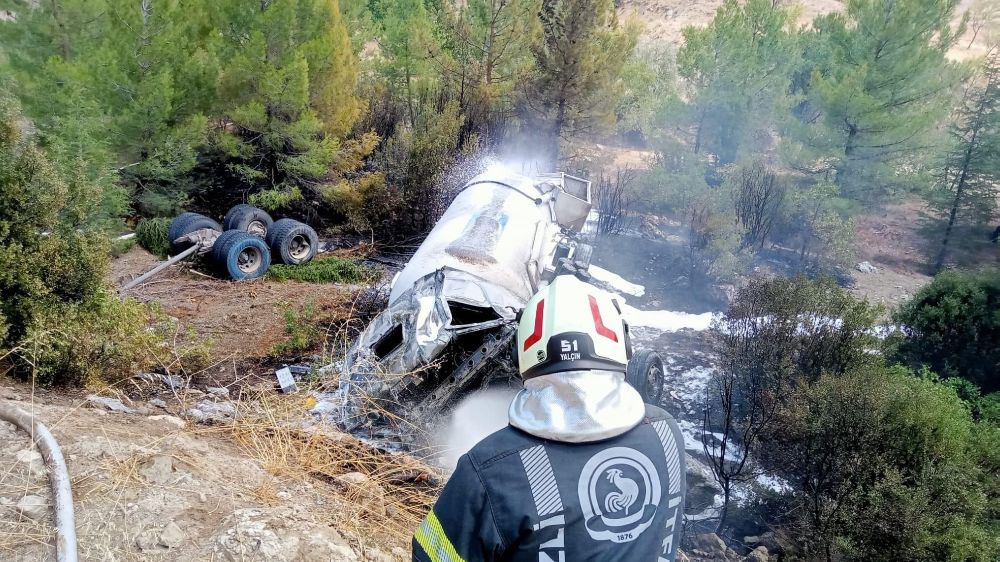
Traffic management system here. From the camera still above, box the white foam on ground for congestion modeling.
[622,303,715,332]
[589,265,646,297]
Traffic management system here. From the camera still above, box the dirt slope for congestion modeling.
[618,0,845,48]
[0,378,430,561]
[112,246,360,387]
[620,0,989,59]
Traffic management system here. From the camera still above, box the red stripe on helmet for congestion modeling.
[523,299,545,350]
[589,294,619,342]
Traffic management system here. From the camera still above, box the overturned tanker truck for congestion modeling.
[326,168,665,437]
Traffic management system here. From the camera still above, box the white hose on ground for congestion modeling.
[0,401,78,562]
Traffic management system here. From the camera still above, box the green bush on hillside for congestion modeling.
[895,269,1000,392]
[267,256,373,284]
[0,98,160,385]
[135,217,172,258]
[759,362,1000,561]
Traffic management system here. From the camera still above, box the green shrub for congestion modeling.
[715,275,885,384]
[895,269,1000,392]
[248,187,304,213]
[17,292,212,386]
[1,99,106,354]
[362,102,464,238]
[0,98,167,385]
[272,302,322,356]
[267,256,373,284]
[135,217,172,258]
[943,376,1000,424]
[761,365,1000,561]
[19,290,160,385]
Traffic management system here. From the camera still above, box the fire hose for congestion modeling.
[0,402,78,562]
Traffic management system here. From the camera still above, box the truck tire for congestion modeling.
[168,212,222,254]
[626,349,665,405]
[210,229,248,263]
[223,204,273,238]
[214,231,271,280]
[265,218,318,265]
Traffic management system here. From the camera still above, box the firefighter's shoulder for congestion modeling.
[641,403,675,424]
[463,424,541,470]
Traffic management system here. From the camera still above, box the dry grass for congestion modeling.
[0,420,52,558]
[225,388,443,552]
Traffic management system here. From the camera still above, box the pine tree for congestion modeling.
[525,0,637,166]
[438,0,540,139]
[2,0,220,216]
[301,0,362,137]
[806,0,965,200]
[675,0,800,163]
[211,0,362,208]
[934,50,1000,271]
[372,0,439,128]
[3,0,363,216]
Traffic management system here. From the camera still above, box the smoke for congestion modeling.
[435,388,520,471]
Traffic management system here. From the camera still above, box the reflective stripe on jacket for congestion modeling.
[413,404,686,562]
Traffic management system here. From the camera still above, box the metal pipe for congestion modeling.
[0,402,77,562]
[121,243,200,291]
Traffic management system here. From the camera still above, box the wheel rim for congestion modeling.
[237,246,262,274]
[247,220,267,237]
[288,234,310,260]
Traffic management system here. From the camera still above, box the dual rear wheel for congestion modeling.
[167,204,318,280]
[211,230,271,280]
[265,218,319,266]
[223,204,274,238]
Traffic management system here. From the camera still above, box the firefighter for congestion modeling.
[413,274,686,562]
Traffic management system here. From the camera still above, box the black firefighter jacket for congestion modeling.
[412,404,686,562]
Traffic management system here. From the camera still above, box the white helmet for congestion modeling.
[517,274,630,379]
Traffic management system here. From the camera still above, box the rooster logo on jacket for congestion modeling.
[604,468,639,515]
[578,447,662,543]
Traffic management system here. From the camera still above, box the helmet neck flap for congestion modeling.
[508,369,645,443]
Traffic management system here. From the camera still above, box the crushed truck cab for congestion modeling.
[334,169,595,430]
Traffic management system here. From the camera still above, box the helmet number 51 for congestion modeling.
[560,339,581,361]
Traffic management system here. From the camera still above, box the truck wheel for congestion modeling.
[168,212,222,254]
[215,231,270,280]
[265,218,318,265]
[210,230,248,263]
[626,349,665,404]
[223,204,274,238]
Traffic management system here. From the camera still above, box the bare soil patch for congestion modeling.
[619,0,845,47]
[620,0,988,60]
[849,200,936,305]
[111,246,361,388]
[849,199,1000,305]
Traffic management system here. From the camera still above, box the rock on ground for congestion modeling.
[86,394,135,413]
[186,399,236,423]
[159,521,186,548]
[687,533,742,562]
[747,545,770,562]
[15,449,46,479]
[214,508,360,562]
[207,386,231,398]
[856,261,878,274]
[15,495,47,521]
[148,415,186,430]
[333,472,387,517]
[139,455,175,485]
